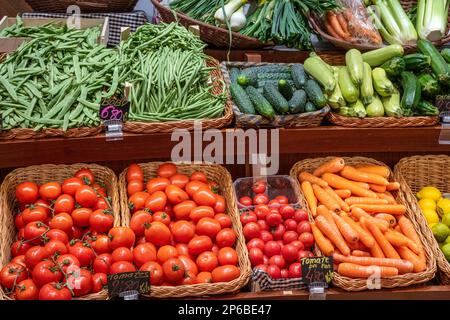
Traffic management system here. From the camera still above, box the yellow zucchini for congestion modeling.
[345,49,364,85]
[372,68,395,97]
[338,67,359,103]
[361,62,374,105]
[327,67,346,110]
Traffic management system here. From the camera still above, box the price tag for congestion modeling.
[301,256,333,285]
[100,97,129,141]
[99,102,129,122]
[107,271,151,299]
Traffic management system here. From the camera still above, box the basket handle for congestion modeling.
[60,0,108,9]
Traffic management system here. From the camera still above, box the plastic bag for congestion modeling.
[323,0,382,46]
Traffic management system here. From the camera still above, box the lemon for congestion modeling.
[417,186,441,202]
[419,198,437,211]
[422,208,440,225]
[441,244,450,262]
[437,198,450,217]
[432,223,450,242]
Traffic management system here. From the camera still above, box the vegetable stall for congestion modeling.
[0,0,449,301]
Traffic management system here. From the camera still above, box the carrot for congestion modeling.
[324,186,350,212]
[313,157,345,177]
[351,250,371,257]
[376,192,397,204]
[398,217,425,260]
[374,213,396,227]
[312,184,340,213]
[356,165,390,179]
[385,231,409,247]
[299,172,328,188]
[332,212,359,244]
[335,189,351,199]
[397,246,427,273]
[322,173,378,198]
[326,12,352,41]
[386,182,400,191]
[301,181,317,217]
[336,12,349,34]
[340,166,389,186]
[348,241,369,252]
[394,225,402,233]
[317,205,340,236]
[355,182,370,190]
[316,215,350,256]
[333,253,413,274]
[325,20,344,39]
[350,204,406,215]
[341,215,375,248]
[350,207,389,232]
[338,263,398,278]
[365,220,401,259]
[384,191,397,204]
[345,197,389,206]
[369,184,387,193]
[311,223,334,256]
[359,218,385,258]
[390,230,420,255]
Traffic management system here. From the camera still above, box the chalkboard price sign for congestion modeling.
[301,256,333,285]
[99,102,129,121]
[107,271,151,297]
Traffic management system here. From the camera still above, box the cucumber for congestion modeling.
[346,49,364,85]
[415,100,439,116]
[442,48,450,63]
[400,71,421,116]
[258,80,295,88]
[403,53,431,71]
[304,79,327,108]
[230,68,241,83]
[288,90,307,114]
[417,39,450,84]
[244,65,291,74]
[258,73,292,81]
[263,83,289,114]
[338,67,359,103]
[278,79,294,100]
[418,73,440,98]
[304,101,316,113]
[291,64,308,89]
[241,68,258,86]
[245,86,275,119]
[229,83,256,114]
[361,62,374,105]
[237,74,250,87]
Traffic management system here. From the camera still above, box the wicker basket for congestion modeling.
[290,156,436,291]
[151,0,265,49]
[0,163,121,300]
[308,0,450,52]
[25,0,138,13]
[394,155,450,284]
[328,112,440,128]
[0,126,103,140]
[220,61,330,128]
[118,162,251,298]
[123,58,233,134]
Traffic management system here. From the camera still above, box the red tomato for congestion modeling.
[266,212,282,227]
[39,182,61,201]
[67,242,95,267]
[91,273,107,293]
[252,179,267,194]
[190,172,208,183]
[259,230,273,243]
[196,251,218,272]
[294,209,309,223]
[162,258,185,283]
[22,207,48,225]
[288,262,302,278]
[166,185,189,205]
[157,245,178,264]
[248,247,264,267]
[298,250,314,260]
[71,208,92,228]
[71,226,85,240]
[192,188,217,207]
[283,231,299,244]
[62,177,84,196]
[56,254,80,274]
[24,221,47,245]
[243,222,260,241]
[144,222,171,247]
[110,261,136,274]
[171,220,195,243]
[140,261,164,285]
[253,194,269,205]
[93,253,112,274]
[254,204,270,220]
[173,200,197,220]
[187,236,213,256]
[54,195,75,215]
[109,227,136,249]
[32,261,62,287]
[297,221,312,234]
[271,224,286,241]
[44,240,68,257]
[275,195,289,205]
[214,195,226,213]
[170,174,189,189]
[157,163,177,178]
[112,247,134,263]
[49,213,73,235]
[207,181,219,194]
[216,228,236,248]
[290,240,305,251]
[185,181,208,198]
[11,255,26,267]
[279,204,295,220]
[240,211,257,225]
[238,196,253,207]
[284,219,298,231]
[93,198,109,211]
[15,212,25,229]
[268,255,286,269]
[127,164,144,182]
[75,185,97,208]
[247,238,265,251]
[46,229,69,244]
[14,279,39,300]
[254,264,268,273]
[127,179,144,196]
[25,245,49,269]
[91,183,106,197]
[196,218,222,240]
[15,182,39,205]
[39,282,72,300]
[0,262,27,289]
[214,214,231,228]
[281,269,289,278]
[74,168,95,185]
[211,265,240,283]
[130,210,153,237]
[146,177,170,195]
[152,211,171,226]
[281,244,299,262]
[196,271,212,284]
[267,265,281,279]
[256,219,269,232]
[175,243,191,258]
[145,191,167,212]
[189,206,215,223]
[268,199,280,209]
[131,243,156,268]
[211,245,219,256]
[178,255,198,276]
[179,271,196,285]
[128,191,150,212]
[299,232,314,248]
[17,228,25,240]
[264,241,281,258]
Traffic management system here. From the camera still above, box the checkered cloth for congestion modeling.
[22,12,148,46]
[251,269,307,291]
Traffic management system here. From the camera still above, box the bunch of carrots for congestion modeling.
[299,157,427,279]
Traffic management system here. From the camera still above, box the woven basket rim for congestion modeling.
[118,161,251,298]
[328,112,440,128]
[0,126,103,141]
[289,156,436,291]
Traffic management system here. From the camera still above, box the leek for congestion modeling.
[417,0,450,42]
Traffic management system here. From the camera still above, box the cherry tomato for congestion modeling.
[189,206,215,223]
[71,226,85,240]
[288,262,302,278]
[69,208,91,228]
[93,198,109,211]
[216,228,236,248]
[75,185,97,208]
[15,182,39,205]
[238,196,253,207]
[46,229,69,244]
[15,212,25,229]
[128,191,150,213]
[127,179,144,196]
[157,163,177,178]
[211,265,240,283]
[196,218,222,240]
[271,224,286,241]
[153,211,171,226]
[54,194,75,215]
[62,177,84,196]
[267,265,281,279]
[44,240,68,257]
[171,220,195,243]
[93,253,112,274]
[69,269,93,297]
[56,254,80,274]
[39,182,61,201]
[247,238,265,251]
[294,209,309,223]
[24,222,47,245]
[22,206,48,225]
[252,179,267,194]
[162,258,185,283]
[196,271,212,284]
[299,232,314,248]
[178,255,198,276]
[91,183,106,197]
[188,236,213,256]
[110,261,136,274]
[185,181,208,198]
[217,247,238,266]
[14,279,39,300]
[190,172,208,183]
[240,211,257,225]
[0,262,27,289]
[257,219,269,232]
[140,261,163,285]
[207,181,220,194]
[165,185,189,205]
[133,243,157,268]
[243,222,260,241]
[213,195,226,214]
[68,242,95,267]
[91,273,107,293]
[145,191,167,212]
[146,177,170,195]
[297,221,312,234]
[75,168,95,185]
[260,230,273,243]
[170,174,189,189]
[275,195,289,205]
[283,231,298,244]
[127,164,144,182]
[253,194,269,205]
[130,210,153,237]
[266,212,282,227]
[144,222,171,247]
[49,213,73,235]
[264,241,281,258]
[196,251,218,272]
[39,282,72,300]
[254,204,270,220]
[192,188,217,207]
[32,261,62,287]
[11,255,26,267]
[284,219,298,231]
[109,227,136,249]
[214,213,231,228]
[268,199,280,210]
[179,271,196,285]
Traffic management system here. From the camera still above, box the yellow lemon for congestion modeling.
[422,208,440,225]
[437,198,450,217]
[417,186,441,202]
[419,198,436,211]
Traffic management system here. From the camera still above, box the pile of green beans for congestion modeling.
[0,24,119,131]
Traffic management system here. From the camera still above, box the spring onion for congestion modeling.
[416,0,450,42]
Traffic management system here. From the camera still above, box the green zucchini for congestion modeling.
[415,100,439,116]
[230,68,241,83]
[338,67,359,103]
[245,86,275,119]
[361,62,374,105]
[304,101,316,113]
[372,68,395,97]
[263,83,289,114]
[442,48,450,63]
[278,79,294,100]
[230,83,256,114]
[400,71,421,116]
[303,57,335,93]
[380,57,405,77]
[403,53,431,71]
[346,49,364,85]
[417,39,450,83]
[291,64,308,89]
[418,73,441,98]
[361,44,404,67]
[288,90,307,114]
[304,79,327,108]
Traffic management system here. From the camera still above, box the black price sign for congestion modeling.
[301,256,333,285]
[107,271,150,297]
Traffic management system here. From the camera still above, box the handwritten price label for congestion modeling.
[99,103,129,121]
[301,256,333,285]
[107,271,150,298]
